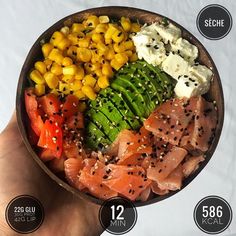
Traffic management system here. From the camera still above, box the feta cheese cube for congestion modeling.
[170,38,198,63]
[190,64,213,83]
[132,25,166,66]
[174,75,210,98]
[154,23,181,44]
[132,24,162,47]
[161,53,189,80]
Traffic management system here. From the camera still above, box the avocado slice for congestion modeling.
[100,88,141,130]
[111,76,152,118]
[85,121,111,150]
[89,94,132,132]
[86,108,120,142]
[136,60,175,99]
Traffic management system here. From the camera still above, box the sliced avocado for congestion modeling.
[89,94,132,132]
[100,88,141,130]
[85,121,111,150]
[86,108,120,142]
[136,60,175,98]
[111,76,152,118]
[137,69,163,105]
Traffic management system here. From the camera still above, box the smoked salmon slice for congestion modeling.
[79,160,117,200]
[137,186,152,202]
[157,164,184,191]
[147,146,187,182]
[144,97,198,145]
[64,158,84,188]
[189,97,217,152]
[151,182,169,196]
[108,127,154,165]
[182,155,205,177]
[103,164,151,201]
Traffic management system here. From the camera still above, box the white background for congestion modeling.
[0,0,235,235]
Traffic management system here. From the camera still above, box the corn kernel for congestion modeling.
[105,24,119,40]
[85,15,99,28]
[131,23,141,33]
[112,30,125,43]
[78,102,87,112]
[70,80,82,91]
[110,58,123,71]
[105,37,112,45]
[91,52,103,64]
[48,49,64,64]
[102,63,113,77]
[59,81,70,95]
[60,26,70,35]
[42,43,54,58]
[30,70,45,84]
[120,17,131,32]
[114,53,128,64]
[44,58,53,70]
[74,90,86,99]
[97,42,108,56]
[51,62,62,75]
[72,23,85,33]
[113,43,126,53]
[124,40,134,50]
[95,69,103,77]
[35,61,47,74]
[83,74,97,87]
[62,75,74,83]
[67,46,78,60]
[67,33,81,45]
[44,72,59,89]
[92,33,104,43]
[75,67,85,80]
[78,37,91,48]
[82,85,97,100]
[95,23,108,34]
[94,83,101,93]
[130,52,138,62]
[125,50,133,57]
[57,38,71,51]
[62,64,77,75]
[34,84,45,96]
[105,47,115,60]
[77,48,91,62]
[99,16,110,24]
[84,62,101,73]
[62,57,73,67]
[50,31,64,46]
[98,75,109,89]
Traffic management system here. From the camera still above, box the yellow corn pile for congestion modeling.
[30,15,140,100]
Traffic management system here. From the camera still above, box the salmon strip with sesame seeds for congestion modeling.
[108,127,154,165]
[103,164,151,201]
[147,146,187,182]
[182,155,205,178]
[79,160,117,200]
[181,97,217,152]
[157,164,184,191]
[144,97,198,145]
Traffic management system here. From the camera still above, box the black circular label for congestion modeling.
[5,195,44,234]
[196,4,232,40]
[194,196,233,234]
[99,197,137,235]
